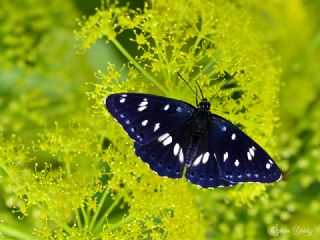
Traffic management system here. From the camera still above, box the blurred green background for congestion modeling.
[0,0,319,239]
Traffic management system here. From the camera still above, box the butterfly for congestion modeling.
[104,75,282,188]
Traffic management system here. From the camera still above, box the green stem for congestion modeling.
[86,205,92,227]
[88,189,109,231]
[61,223,72,235]
[106,215,135,232]
[81,206,89,229]
[0,165,15,182]
[304,30,320,62]
[65,161,71,177]
[0,223,35,240]
[93,193,123,233]
[75,208,83,229]
[154,40,169,83]
[180,23,202,74]
[111,38,167,94]
[194,58,218,79]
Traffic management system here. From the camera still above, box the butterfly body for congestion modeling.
[105,93,282,188]
[184,99,211,167]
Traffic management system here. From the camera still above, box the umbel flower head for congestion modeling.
[77,0,279,140]
[75,0,280,238]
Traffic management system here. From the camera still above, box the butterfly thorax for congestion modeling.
[185,100,211,168]
[193,98,211,134]
[198,98,210,111]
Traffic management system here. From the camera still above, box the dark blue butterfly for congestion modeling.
[105,90,282,188]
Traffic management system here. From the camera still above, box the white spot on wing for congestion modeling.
[179,148,184,163]
[139,99,148,107]
[193,154,203,166]
[138,106,147,112]
[249,147,255,157]
[223,152,228,162]
[164,104,170,111]
[221,126,227,131]
[173,143,180,156]
[202,152,210,164]
[234,159,239,167]
[268,159,273,164]
[141,120,148,126]
[266,163,271,169]
[120,98,126,103]
[154,123,160,132]
[121,94,127,97]
[158,133,169,142]
[162,136,172,146]
[231,133,236,140]
[247,151,252,161]
[139,102,148,107]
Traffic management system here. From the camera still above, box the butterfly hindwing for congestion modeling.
[134,121,193,178]
[105,93,195,145]
[209,114,282,183]
[185,133,236,188]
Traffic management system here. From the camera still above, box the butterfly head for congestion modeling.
[198,98,210,110]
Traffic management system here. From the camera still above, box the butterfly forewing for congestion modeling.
[209,114,282,183]
[105,93,195,144]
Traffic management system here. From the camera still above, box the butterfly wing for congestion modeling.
[209,114,282,183]
[105,93,195,145]
[185,132,236,188]
[134,120,194,178]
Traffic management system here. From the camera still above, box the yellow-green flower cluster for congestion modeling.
[1,0,319,239]
[76,0,281,239]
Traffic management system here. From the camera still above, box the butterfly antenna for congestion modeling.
[195,87,198,106]
[195,80,205,99]
[175,71,200,101]
[209,69,242,103]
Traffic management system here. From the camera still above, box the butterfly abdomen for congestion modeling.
[184,110,211,168]
[185,135,201,167]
